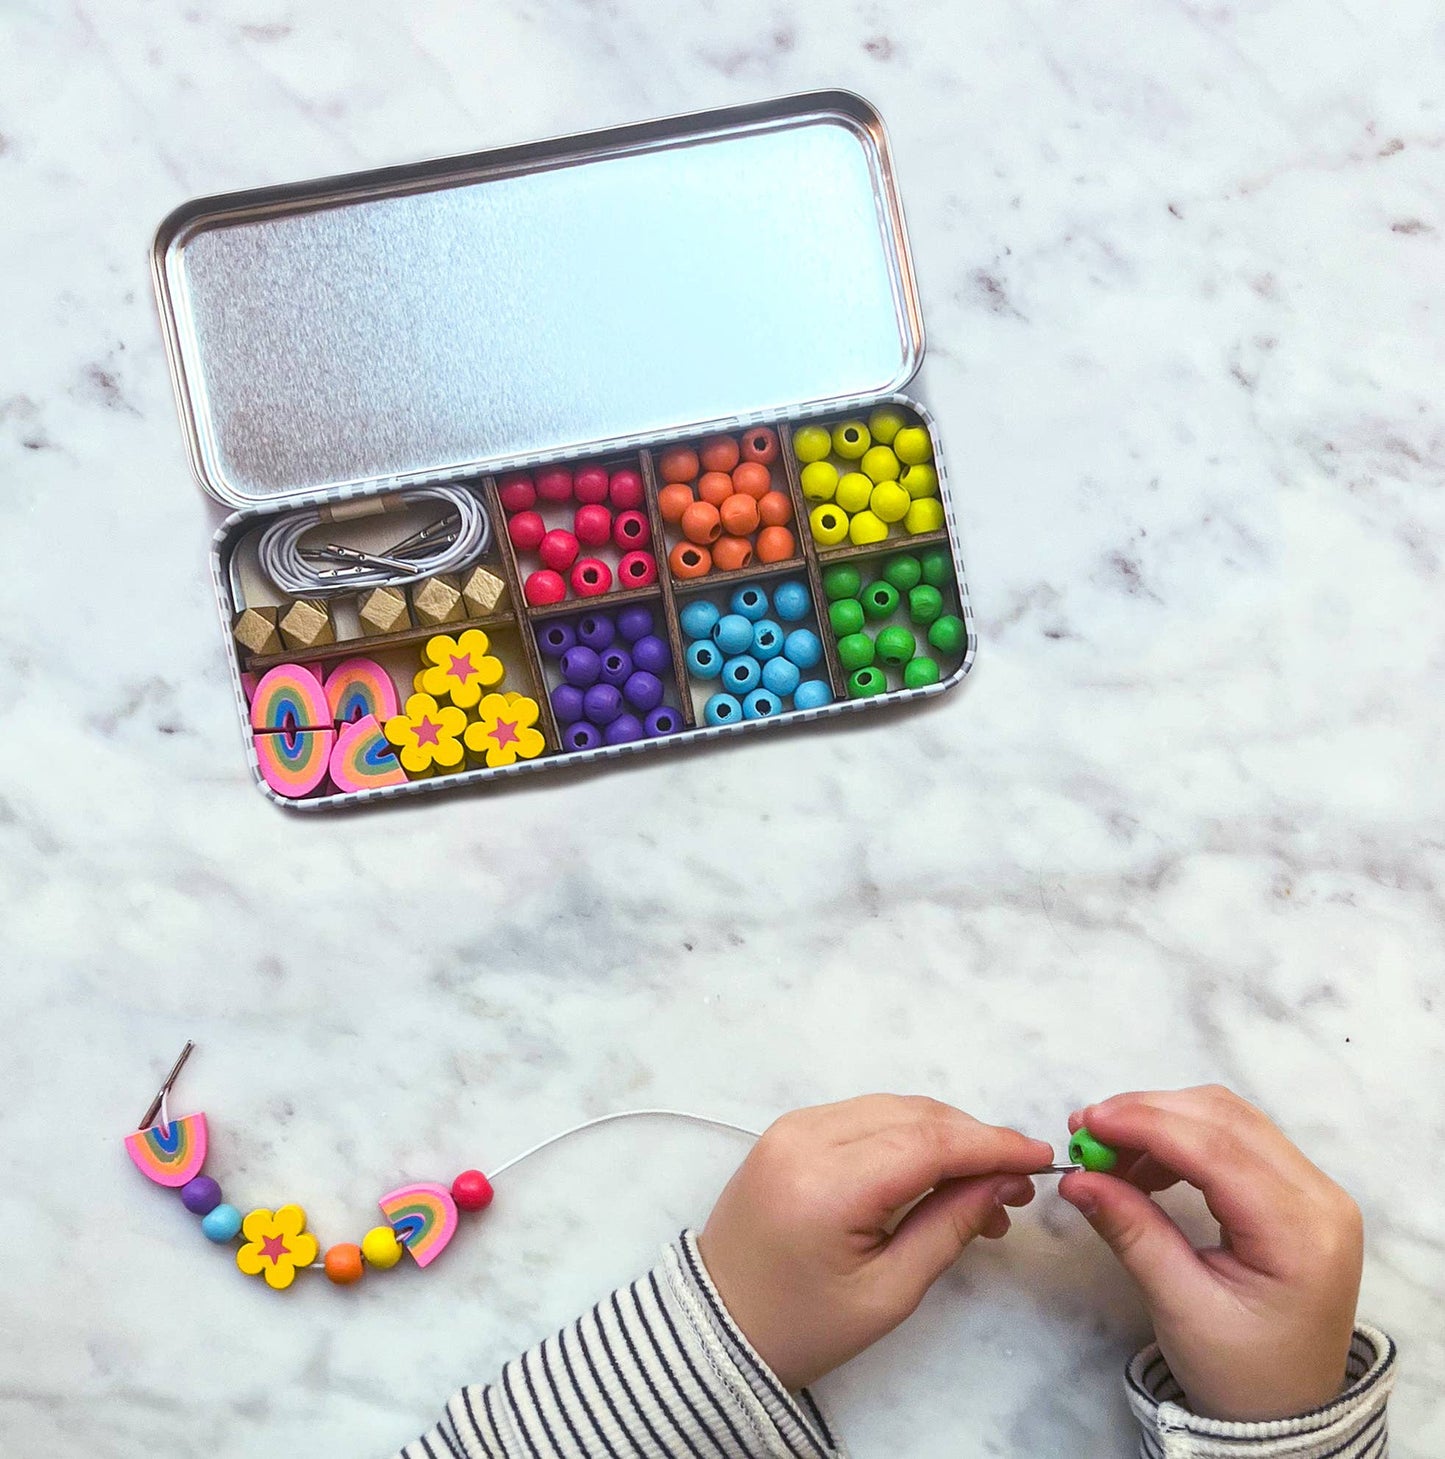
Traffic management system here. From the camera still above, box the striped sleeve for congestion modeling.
[393,1231,847,1459]
[1126,1325,1396,1458]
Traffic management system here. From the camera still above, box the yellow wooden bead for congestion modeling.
[361,1225,404,1269]
[800,460,839,502]
[860,445,900,485]
[809,503,850,546]
[867,406,906,444]
[894,426,933,466]
[831,420,870,460]
[793,424,833,463]
[834,472,873,514]
[870,481,911,524]
[905,497,946,534]
[902,463,939,499]
[849,509,889,545]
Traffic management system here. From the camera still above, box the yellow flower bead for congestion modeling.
[870,481,911,524]
[860,445,900,485]
[893,426,933,466]
[463,692,547,767]
[800,461,839,502]
[848,509,890,546]
[793,424,833,463]
[901,463,939,499]
[383,693,468,776]
[831,420,870,460]
[867,406,906,444]
[361,1225,404,1269]
[809,503,850,546]
[905,497,946,534]
[418,629,504,710]
[235,1205,319,1291]
[834,472,873,514]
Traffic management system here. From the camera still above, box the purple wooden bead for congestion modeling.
[582,682,623,725]
[598,646,635,688]
[604,712,644,745]
[644,706,682,738]
[537,621,576,658]
[576,613,616,651]
[631,634,671,675]
[623,671,664,713]
[561,645,601,687]
[616,604,655,643]
[564,721,602,752]
[551,683,586,724]
[180,1175,222,1216]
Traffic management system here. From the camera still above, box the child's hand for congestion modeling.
[1060,1085,1363,1421]
[697,1095,1051,1390]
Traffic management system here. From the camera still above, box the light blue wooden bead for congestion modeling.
[782,629,823,669]
[793,679,833,710]
[761,656,801,698]
[712,614,755,655]
[750,618,785,661]
[722,655,761,694]
[703,692,743,726]
[771,580,812,622]
[742,689,782,720]
[686,640,724,680]
[679,599,721,641]
[201,1203,243,1243]
[730,584,769,621]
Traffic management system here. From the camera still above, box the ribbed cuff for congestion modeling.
[1126,1325,1395,1458]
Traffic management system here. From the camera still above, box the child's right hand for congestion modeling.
[1060,1085,1364,1422]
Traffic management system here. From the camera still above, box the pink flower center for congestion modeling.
[414,716,441,746]
[492,718,518,747]
[260,1233,289,1263]
[447,654,475,682]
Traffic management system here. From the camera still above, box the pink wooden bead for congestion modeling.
[612,510,651,550]
[451,1169,494,1212]
[574,466,610,504]
[524,570,567,606]
[509,511,546,553]
[575,504,613,547]
[539,529,581,572]
[609,469,644,510]
[571,557,613,597]
[498,474,536,513]
[536,467,573,503]
[617,551,657,588]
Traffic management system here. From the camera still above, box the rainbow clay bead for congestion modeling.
[771,580,811,622]
[882,554,923,592]
[809,503,849,546]
[920,547,953,588]
[836,632,875,671]
[685,640,723,680]
[201,1204,242,1242]
[829,599,864,637]
[800,461,839,502]
[712,613,755,655]
[875,626,917,667]
[833,471,873,515]
[722,655,761,694]
[847,665,888,698]
[860,445,900,485]
[822,564,861,601]
[848,509,889,546]
[903,655,942,688]
[645,706,683,737]
[832,420,870,460]
[180,1176,223,1216]
[905,498,945,535]
[793,679,833,710]
[928,614,967,656]
[760,656,801,698]
[679,599,721,641]
[742,689,782,720]
[361,1226,403,1269]
[730,584,769,621]
[782,629,822,669]
[793,424,832,463]
[1068,1127,1118,1173]
[751,619,785,661]
[861,581,900,621]
[893,426,933,465]
[908,585,944,625]
[867,406,906,444]
[703,692,743,726]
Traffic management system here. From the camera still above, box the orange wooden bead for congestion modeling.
[699,434,741,473]
[658,482,694,524]
[660,446,700,484]
[681,500,722,544]
[719,493,760,536]
[740,426,779,465]
[713,536,754,572]
[324,1243,364,1285]
[669,540,713,579]
[758,490,793,527]
[755,525,796,563]
[732,462,771,500]
[697,471,735,508]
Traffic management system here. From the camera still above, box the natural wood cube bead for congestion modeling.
[232,606,281,658]
[460,566,507,618]
[277,598,335,651]
[357,585,411,637]
[411,574,465,627]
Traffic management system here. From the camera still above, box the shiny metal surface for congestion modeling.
[155,92,923,509]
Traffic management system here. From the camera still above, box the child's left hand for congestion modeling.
[697,1095,1052,1390]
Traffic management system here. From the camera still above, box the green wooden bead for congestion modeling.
[1068,1127,1118,1173]
[927,614,966,655]
[875,626,916,666]
[847,665,888,698]
[836,632,875,671]
[860,581,899,621]
[919,547,952,588]
[881,554,922,592]
[903,655,940,688]
[823,564,862,602]
[908,585,944,625]
[829,599,865,637]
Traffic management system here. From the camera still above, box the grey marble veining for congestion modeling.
[1,4,1443,1457]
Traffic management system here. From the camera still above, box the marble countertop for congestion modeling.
[3,3,1443,1456]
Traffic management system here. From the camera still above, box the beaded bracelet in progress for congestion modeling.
[124,1043,1117,1291]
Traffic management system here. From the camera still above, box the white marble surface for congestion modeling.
[2,3,1443,1455]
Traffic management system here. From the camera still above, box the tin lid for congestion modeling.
[153,91,924,510]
